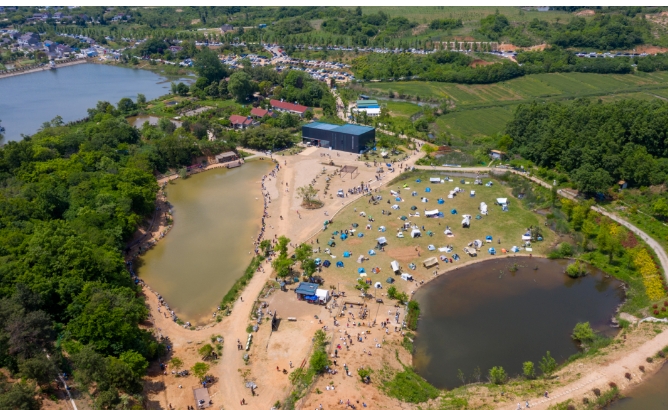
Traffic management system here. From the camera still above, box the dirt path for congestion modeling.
[504,325,668,409]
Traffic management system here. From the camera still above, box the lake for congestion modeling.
[138,160,273,325]
[413,258,624,388]
[0,63,188,142]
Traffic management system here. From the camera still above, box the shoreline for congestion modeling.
[128,156,278,328]
[0,58,88,79]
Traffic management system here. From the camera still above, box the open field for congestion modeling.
[385,101,424,117]
[365,71,668,106]
[364,71,668,138]
[308,170,553,300]
[349,6,576,24]
[434,106,516,139]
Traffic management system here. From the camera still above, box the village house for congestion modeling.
[269,99,309,117]
[220,24,235,33]
[250,107,275,119]
[214,151,239,164]
[229,115,256,130]
[18,32,40,47]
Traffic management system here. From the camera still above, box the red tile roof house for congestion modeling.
[229,115,256,130]
[269,99,310,117]
[250,107,276,119]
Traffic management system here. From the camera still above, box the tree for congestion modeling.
[228,71,254,102]
[191,362,210,381]
[158,117,176,134]
[176,82,190,96]
[198,344,214,360]
[117,98,137,114]
[194,47,227,85]
[0,379,41,410]
[19,355,58,386]
[304,110,314,120]
[522,361,535,379]
[488,366,507,384]
[259,239,272,257]
[652,197,668,219]
[295,244,314,264]
[169,357,183,372]
[272,255,293,278]
[302,258,317,277]
[309,348,329,373]
[539,351,557,377]
[356,279,370,296]
[572,322,596,346]
[137,94,147,105]
[119,350,149,378]
[275,236,291,256]
[297,184,319,206]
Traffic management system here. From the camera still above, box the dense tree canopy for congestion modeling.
[506,99,668,193]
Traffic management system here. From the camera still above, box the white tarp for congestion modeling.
[496,198,508,205]
[429,178,441,183]
[425,209,439,217]
[315,289,329,302]
[401,273,413,281]
[522,234,532,241]
[480,202,488,215]
[410,229,422,238]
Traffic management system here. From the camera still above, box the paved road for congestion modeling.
[415,165,668,279]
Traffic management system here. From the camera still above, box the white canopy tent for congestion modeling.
[429,177,441,183]
[425,209,439,217]
[391,260,400,274]
[480,202,488,215]
[410,229,422,238]
[496,198,508,205]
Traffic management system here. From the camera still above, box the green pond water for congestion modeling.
[138,160,272,324]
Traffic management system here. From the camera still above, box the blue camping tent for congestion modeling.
[416,179,421,183]
[488,248,496,255]
[486,235,493,241]
[395,197,401,201]
[315,258,321,265]
[358,233,364,237]
[323,260,331,267]
[336,261,344,267]
[343,251,351,257]
[358,268,366,274]
[368,249,376,255]
[340,233,348,240]
[437,198,445,204]
[425,187,431,193]
[451,209,458,215]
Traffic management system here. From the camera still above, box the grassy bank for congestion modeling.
[220,255,265,309]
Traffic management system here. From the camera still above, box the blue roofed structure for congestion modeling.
[302,122,375,154]
[295,282,319,296]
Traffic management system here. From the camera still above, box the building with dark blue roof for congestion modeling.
[301,122,375,154]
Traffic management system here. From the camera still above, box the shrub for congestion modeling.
[572,322,596,345]
[639,365,645,372]
[358,367,372,382]
[522,361,535,379]
[539,351,557,377]
[488,366,507,385]
[593,388,601,397]
[646,357,654,363]
[625,372,631,380]
[609,382,617,388]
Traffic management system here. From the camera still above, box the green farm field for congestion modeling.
[366,72,668,107]
[310,170,552,298]
[349,6,576,24]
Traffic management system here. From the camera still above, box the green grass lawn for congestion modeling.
[435,106,516,138]
[386,101,423,117]
[309,170,553,299]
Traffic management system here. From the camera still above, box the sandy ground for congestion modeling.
[138,145,426,410]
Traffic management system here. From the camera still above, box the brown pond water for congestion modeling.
[138,160,272,324]
[606,363,668,409]
[413,258,624,389]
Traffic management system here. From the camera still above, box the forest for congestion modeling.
[0,99,235,407]
[506,99,668,194]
